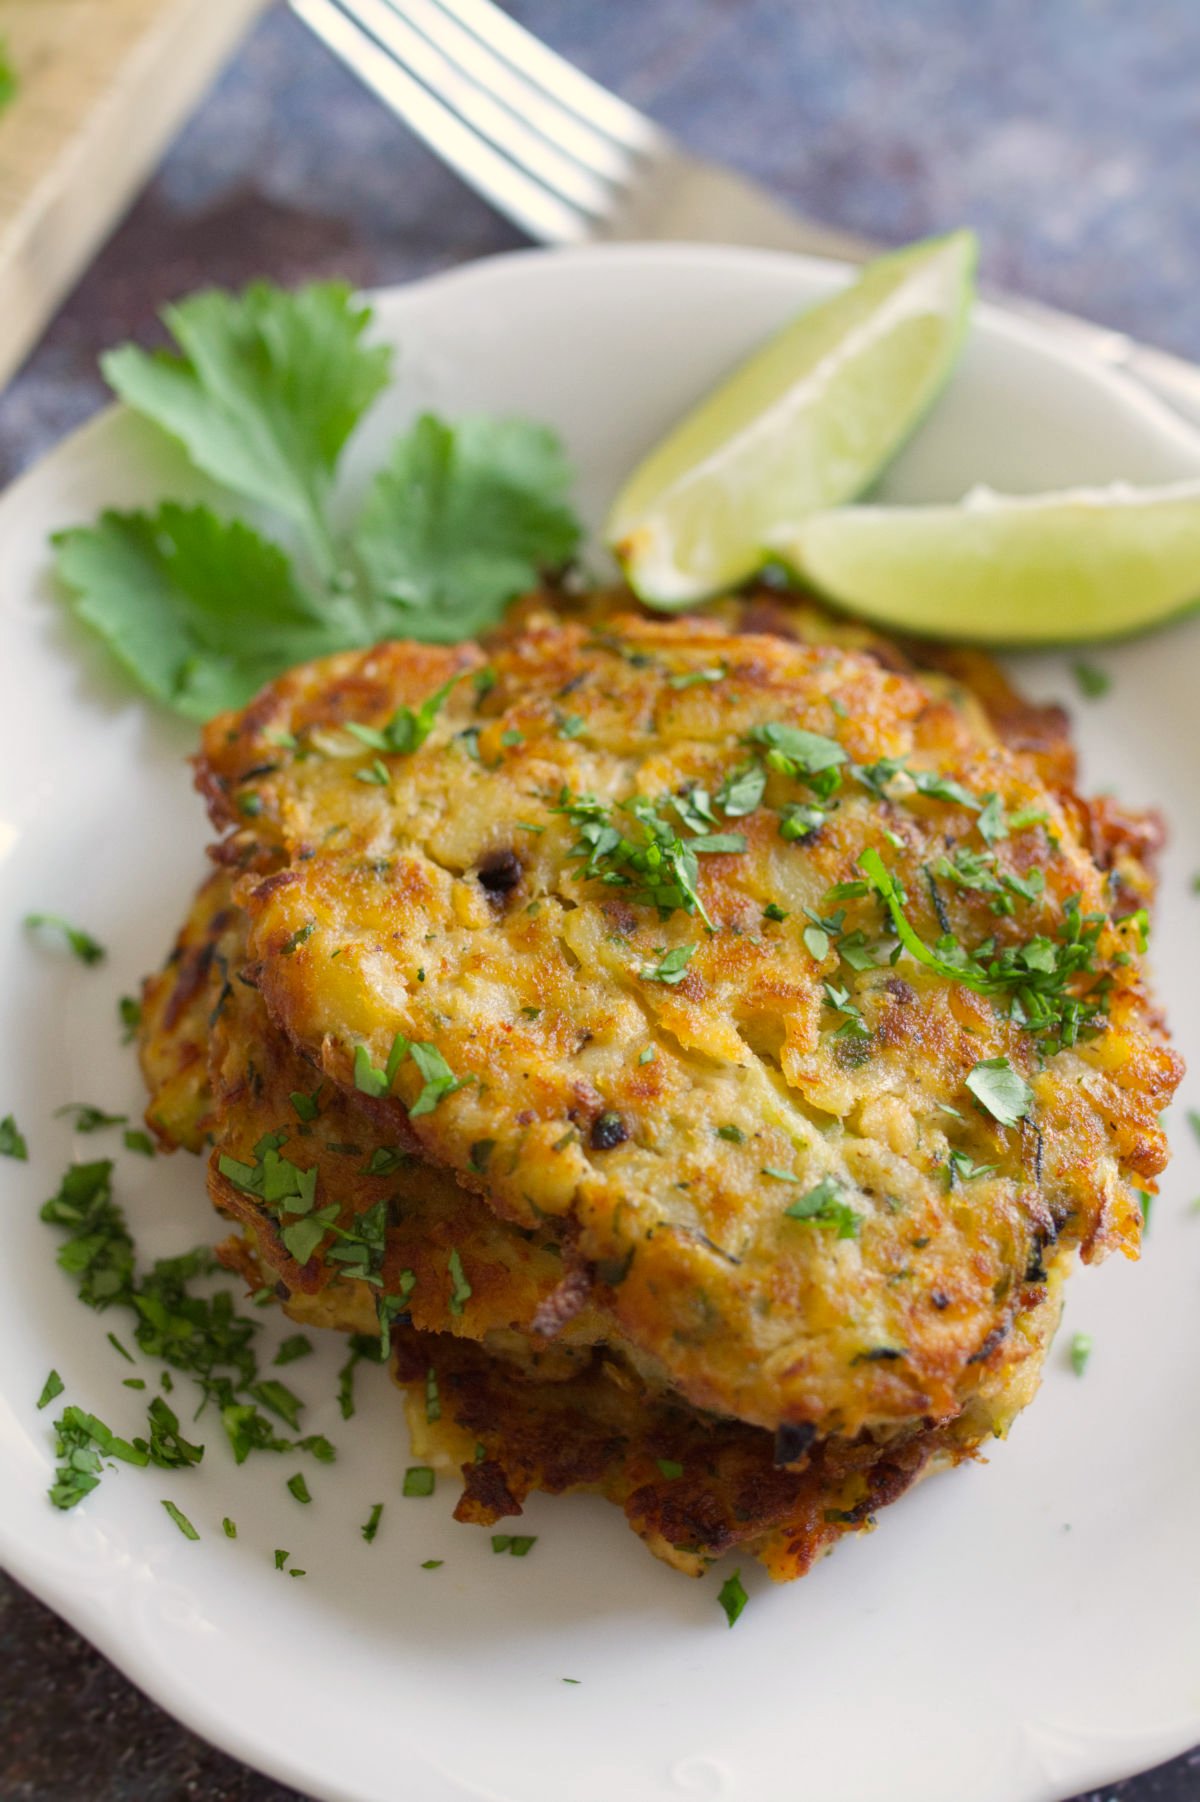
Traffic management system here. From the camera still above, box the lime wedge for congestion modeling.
[773,480,1200,644]
[607,230,977,606]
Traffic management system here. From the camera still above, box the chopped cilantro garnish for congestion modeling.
[161,1499,200,1541]
[361,1503,384,1543]
[422,1558,444,1569]
[717,1569,748,1627]
[346,678,459,757]
[145,1396,204,1469]
[223,1517,237,1538]
[490,1533,536,1554]
[947,1148,997,1185]
[409,1041,470,1115]
[668,665,725,690]
[716,764,766,818]
[362,1146,408,1177]
[123,1130,155,1158]
[36,1370,64,1411]
[274,1548,289,1570]
[656,1459,683,1479]
[802,924,829,961]
[908,769,980,809]
[0,1114,28,1160]
[287,1472,312,1504]
[48,1405,148,1509]
[55,1103,127,1133]
[290,1085,322,1123]
[1069,1332,1092,1376]
[107,1332,134,1363]
[354,758,391,788]
[274,1334,313,1366]
[642,945,694,985]
[1072,661,1111,700]
[779,800,828,842]
[716,1125,745,1144]
[250,1380,304,1431]
[748,722,846,774]
[554,788,734,929]
[280,921,316,955]
[403,1466,436,1497]
[40,1159,134,1308]
[965,1056,1033,1128]
[447,1249,472,1315]
[24,913,105,965]
[861,848,1105,1050]
[783,1175,860,1239]
[118,997,142,1043]
[763,902,788,922]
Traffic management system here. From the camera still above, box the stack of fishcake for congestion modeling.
[141,599,1180,1579]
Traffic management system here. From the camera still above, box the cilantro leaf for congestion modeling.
[717,1569,748,1627]
[161,1499,200,1540]
[24,913,105,965]
[642,945,695,985]
[54,505,339,721]
[352,414,580,641]
[966,1055,1033,1127]
[0,1114,28,1160]
[783,1174,861,1238]
[55,1103,127,1134]
[101,282,390,572]
[408,1041,469,1116]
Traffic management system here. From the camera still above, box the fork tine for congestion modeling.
[381,0,645,185]
[290,0,590,243]
[430,0,660,156]
[350,0,619,215]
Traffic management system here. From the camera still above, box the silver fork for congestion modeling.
[289,0,1200,428]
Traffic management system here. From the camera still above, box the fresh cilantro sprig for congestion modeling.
[54,282,582,720]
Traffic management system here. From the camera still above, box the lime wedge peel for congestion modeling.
[772,480,1200,645]
[607,230,978,607]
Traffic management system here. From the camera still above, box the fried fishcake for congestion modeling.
[141,872,627,1363]
[144,864,1064,1466]
[391,1270,1063,1580]
[196,611,1180,1439]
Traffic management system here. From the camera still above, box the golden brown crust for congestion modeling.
[190,609,1179,1438]
[136,589,1181,1584]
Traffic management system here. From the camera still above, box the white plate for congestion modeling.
[2,244,1200,1802]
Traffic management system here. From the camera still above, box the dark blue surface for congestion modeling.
[1,5,1197,1798]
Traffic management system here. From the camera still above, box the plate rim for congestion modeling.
[3,237,1199,1802]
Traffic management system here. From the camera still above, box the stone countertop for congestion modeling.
[2,3,1197,1798]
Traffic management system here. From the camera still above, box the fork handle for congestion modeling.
[609,156,876,264]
